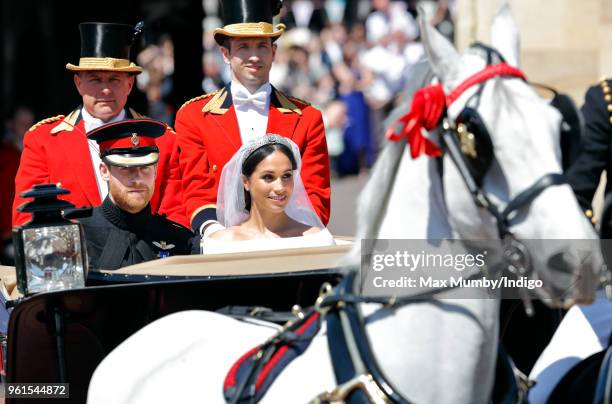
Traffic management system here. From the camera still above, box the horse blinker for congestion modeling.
[455,106,495,186]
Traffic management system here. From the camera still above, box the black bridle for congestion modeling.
[439,119,567,241]
[439,43,568,241]
[432,45,573,317]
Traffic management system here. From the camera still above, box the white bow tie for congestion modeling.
[233,88,268,110]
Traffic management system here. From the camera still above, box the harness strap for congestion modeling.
[324,272,411,404]
[446,63,526,105]
[326,307,375,403]
[439,125,511,237]
[217,305,298,323]
[320,270,538,404]
[501,173,567,221]
[223,311,321,403]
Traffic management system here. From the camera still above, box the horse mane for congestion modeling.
[343,59,436,265]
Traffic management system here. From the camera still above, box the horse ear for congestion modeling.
[418,4,460,85]
[490,3,520,66]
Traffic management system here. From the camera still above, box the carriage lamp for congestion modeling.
[12,184,91,296]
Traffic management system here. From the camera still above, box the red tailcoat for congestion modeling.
[13,108,188,227]
[175,86,331,230]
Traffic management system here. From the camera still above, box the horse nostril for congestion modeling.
[547,252,577,275]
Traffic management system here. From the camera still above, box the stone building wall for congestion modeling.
[455,0,611,104]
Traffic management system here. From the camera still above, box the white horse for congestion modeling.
[86,6,602,404]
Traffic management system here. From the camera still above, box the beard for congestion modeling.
[109,183,153,213]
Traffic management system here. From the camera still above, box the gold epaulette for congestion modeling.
[274,90,303,115]
[202,89,228,114]
[28,115,65,132]
[180,91,217,111]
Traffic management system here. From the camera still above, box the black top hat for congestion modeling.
[214,0,285,45]
[88,119,167,167]
[66,22,144,73]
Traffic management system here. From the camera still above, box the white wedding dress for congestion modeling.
[202,228,336,254]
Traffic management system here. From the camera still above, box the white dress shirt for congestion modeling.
[81,108,127,201]
[230,80,271,144]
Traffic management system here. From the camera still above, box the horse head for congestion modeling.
[352,4,603,306]
[427,4,602,304]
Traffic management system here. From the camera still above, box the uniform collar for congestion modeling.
[50,107,143,134]
[101,196,152,232]
[203,85,302,115]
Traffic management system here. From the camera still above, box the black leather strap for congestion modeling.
[216,306,296,324]
[502,173,567,222]
[441,128,482,198]
[440,128,509,237]
[226,308,321,404]
[441,126,567,239]
[326,272,411,404]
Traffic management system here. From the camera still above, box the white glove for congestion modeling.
[199,221,226,254]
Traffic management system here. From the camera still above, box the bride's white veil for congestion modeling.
[217,134,324,228]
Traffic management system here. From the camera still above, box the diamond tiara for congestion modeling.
[242,134,293,161]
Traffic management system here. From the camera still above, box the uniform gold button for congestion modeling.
[56,182,62,188]
[608,104,612,112]
[609,116,612,124]
[212,164,218,172]
[586,209,593,218]
[606,95,612,102]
